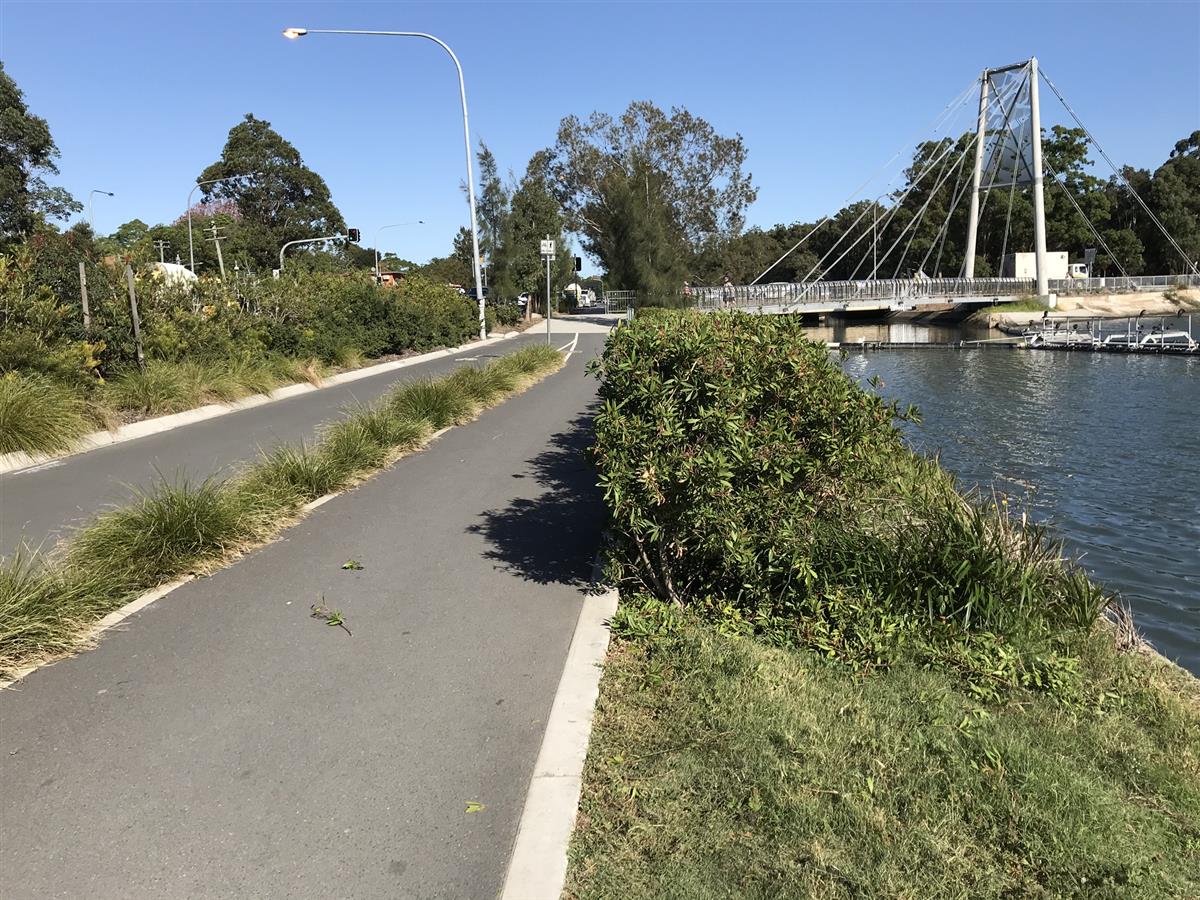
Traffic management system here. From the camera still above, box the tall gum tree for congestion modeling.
[0,62,80,247]
[198,114,345,270]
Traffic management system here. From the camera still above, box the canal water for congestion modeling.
[823,322,1199,674]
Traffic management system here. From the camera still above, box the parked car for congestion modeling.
[516,292,530,309]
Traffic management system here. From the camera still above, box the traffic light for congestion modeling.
[347,228,360,242]
[574,256,582,272]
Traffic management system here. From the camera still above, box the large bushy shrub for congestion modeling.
[589,312,1105,696]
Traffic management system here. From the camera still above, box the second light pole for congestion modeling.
[284,27,487,339]
[375,220,424,281]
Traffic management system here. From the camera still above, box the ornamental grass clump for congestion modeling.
[0,373,91,455]
[589,312,1108,697]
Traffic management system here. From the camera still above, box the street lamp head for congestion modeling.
[282,27,308,39]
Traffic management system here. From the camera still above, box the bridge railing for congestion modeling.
[609,274,1197,315]
[1048,274,1200,295]
[691,277,1036,309]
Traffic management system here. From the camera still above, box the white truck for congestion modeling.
[1000,252,1069,280]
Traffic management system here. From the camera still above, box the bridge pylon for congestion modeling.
[963,57,1053,306]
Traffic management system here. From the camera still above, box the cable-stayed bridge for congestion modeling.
[607,57,1198,316]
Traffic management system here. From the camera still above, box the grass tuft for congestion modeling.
[389,378,475,429]
[63,477,267,587]
[497,344,564,377]
[0,372,91,455]
[102,363,195,415]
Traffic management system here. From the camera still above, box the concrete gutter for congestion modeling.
[500,587,618,900]
[0,331,522,476]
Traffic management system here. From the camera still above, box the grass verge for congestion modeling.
[569,311,1199,898]
[969,296,1051,321]
[566,599,1200,900]
[0,344,563,679]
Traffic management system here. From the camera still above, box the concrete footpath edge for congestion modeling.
[0,330,523,476]
[500,586,619,900]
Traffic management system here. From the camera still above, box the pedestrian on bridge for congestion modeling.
[721,274,735,307]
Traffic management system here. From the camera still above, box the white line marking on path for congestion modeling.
[7,460,63,477]
[555,332,581,360]
[500,585,618,900]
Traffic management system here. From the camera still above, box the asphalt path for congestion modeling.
[0,330,609,899]
[0,331,548,558]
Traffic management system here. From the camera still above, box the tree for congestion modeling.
[493,152,573,309]
[549,101,755,276]
[1146,131,1200,273]
[0,61,80,246]
[589,163,688,297]
[474,141,509,266]
[197,114,345,270]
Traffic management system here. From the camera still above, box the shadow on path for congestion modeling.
[469,406,605,589]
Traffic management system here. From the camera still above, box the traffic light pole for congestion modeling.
[278,234,349,273]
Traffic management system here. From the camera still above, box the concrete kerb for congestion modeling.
[500,575,618,900]
[0,331,524,476]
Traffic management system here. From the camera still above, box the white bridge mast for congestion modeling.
[964,57,1053,306]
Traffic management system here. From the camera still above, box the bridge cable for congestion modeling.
[890,142,975,278]
[1040,67,1199,276]
[965,69,1034,275]
[992,72,1034,272]
[984,78,1132,279]
[1046,163,1131,278]
[922,145,977,277]
[794,126,977,287]
[847,133,971,281]
[869,135,979,278]
[748,76,981,285]
[843,125,984,282]
[792,129,979,293]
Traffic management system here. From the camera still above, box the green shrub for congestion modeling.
[489,302,522,327]
[589,312,1104,696]
[0,372,91,455]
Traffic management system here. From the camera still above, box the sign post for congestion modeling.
[540,237,555,346]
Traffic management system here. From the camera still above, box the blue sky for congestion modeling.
[2,0,1198,269]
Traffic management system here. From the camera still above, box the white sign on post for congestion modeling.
[540,239,555,257]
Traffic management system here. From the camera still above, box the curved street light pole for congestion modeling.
[279,234,347,273]
[284,28,486,338]
[187,172,260,274]
[374,220,424,280]
[87,190,114,229]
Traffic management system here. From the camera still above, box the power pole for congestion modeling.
[206,222,227,280]
[153,239,170,263]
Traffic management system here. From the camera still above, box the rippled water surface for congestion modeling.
[830,325,1198,672]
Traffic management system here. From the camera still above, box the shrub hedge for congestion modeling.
[1,242,485,384]
[589,312,1108,699]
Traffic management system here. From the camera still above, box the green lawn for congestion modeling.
[566,599,1200,900]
